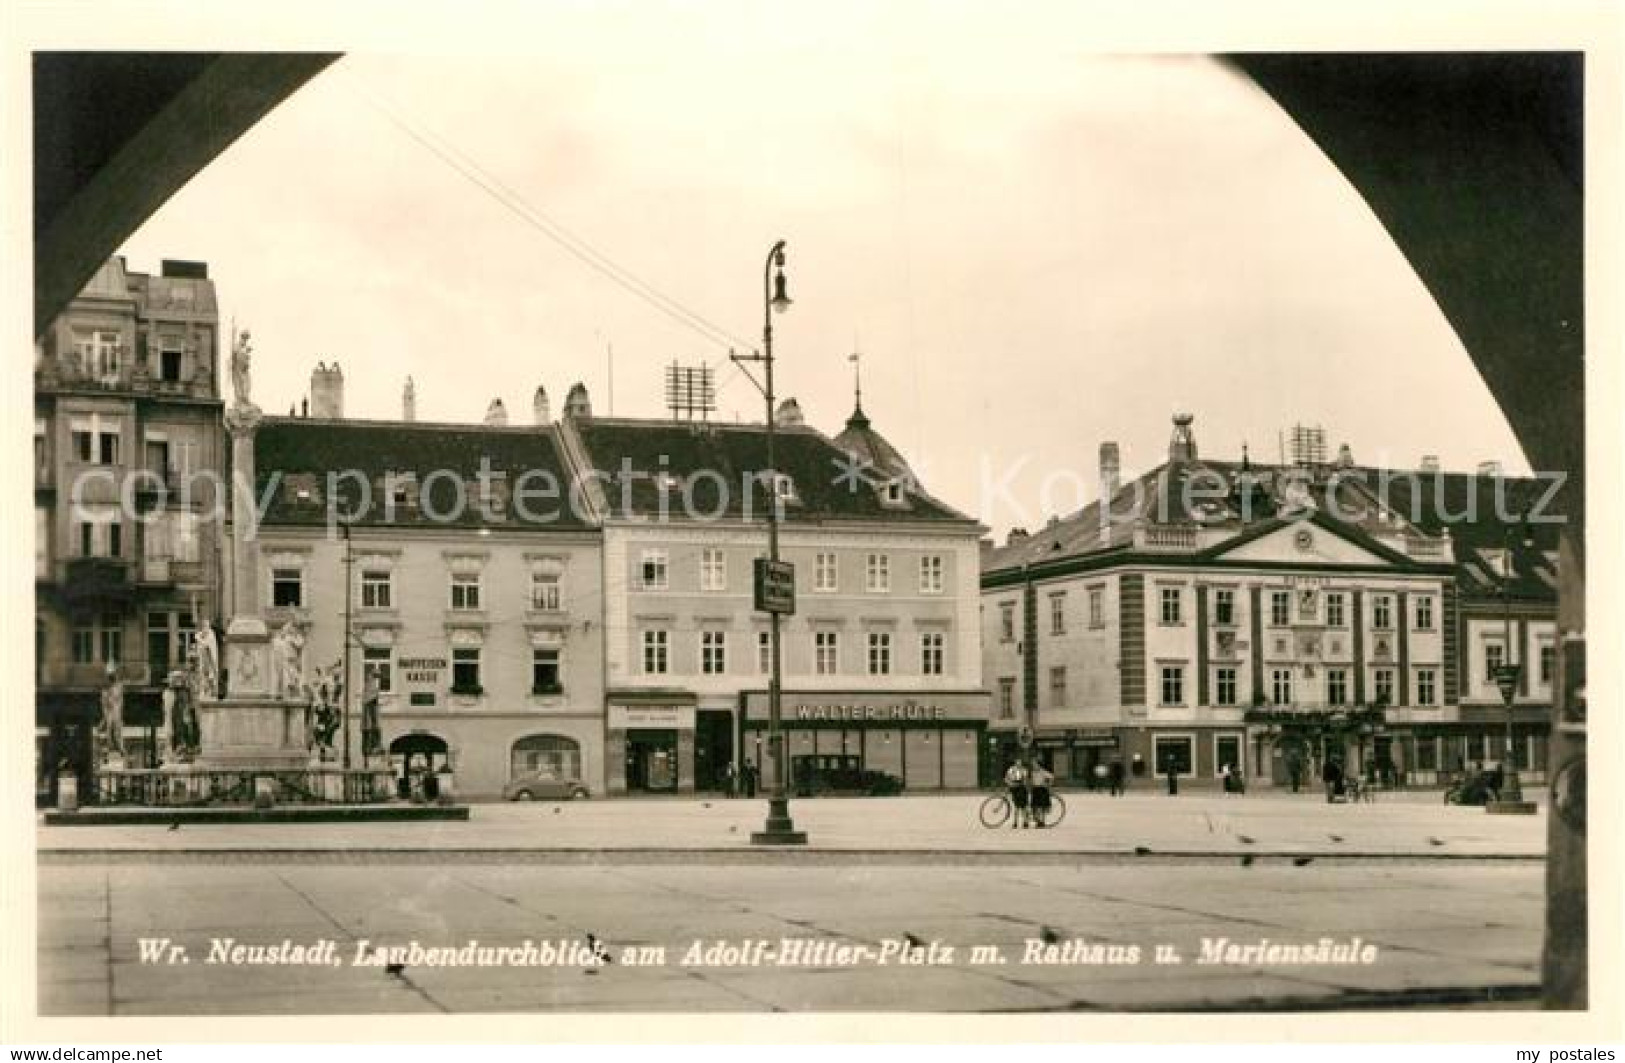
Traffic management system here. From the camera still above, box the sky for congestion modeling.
[116,13,1531,537]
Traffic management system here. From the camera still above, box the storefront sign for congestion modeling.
[743,690,989,724]
[398,657,447,684]
[609,705,695,730]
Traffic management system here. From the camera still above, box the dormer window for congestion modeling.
[881,479,907,506]
[773,473,797,502]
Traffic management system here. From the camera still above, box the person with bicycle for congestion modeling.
[1029,761,1055,828]
[1003,761,1030,828]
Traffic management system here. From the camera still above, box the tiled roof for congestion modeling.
[253,417,590,529]
[982,455,1563,605]
[569,416,976,524]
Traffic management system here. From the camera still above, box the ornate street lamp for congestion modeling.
[1489,513,1537,814]
[732,240,807,845]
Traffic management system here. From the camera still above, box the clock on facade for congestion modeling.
[1293,528,1314,551]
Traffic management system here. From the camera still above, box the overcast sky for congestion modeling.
[117,16,1530,536]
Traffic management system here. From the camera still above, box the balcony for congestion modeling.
[59,557,136,606]
[51,660,151,689]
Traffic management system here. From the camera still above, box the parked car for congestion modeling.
[502,773,591,801]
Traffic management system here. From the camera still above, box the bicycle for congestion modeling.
[978,790,1067,828]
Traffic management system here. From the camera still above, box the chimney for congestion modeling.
[310,361,345,419]
[484,398,509,427]
[564,382,592,419]
[1478,460,1503,477]
[300,396,309,418]
[533,385,550,426]
[1006,527,1029,546]
[1421,455,1441,473]
[774,397,804,427]
[402,377,417,423]
[1336,442,1354,468]
[1168,413,1197,463]
[1099,441,1121,498]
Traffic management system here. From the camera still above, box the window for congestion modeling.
[815,631,839,675]
[700,630,727,675]
[1485,641,1506,682]
[1271,668,1293,706]
[450,572,481,610]
[1414,596,1434,630]
[1153,735,1194,776]
[1214,589,1235,626]
[1088,586,1105,628]
[72,622,95,664]
[1049,666,1067,707]
[1215,667,1238,707]
[1160,665,1184,706]
[883,480,906,505]
[1049,593,1066,635]
[99,431,119,466]
[1326,592,1346,628]
[1417,668,1437,706]
[866,553,890,593]
[700,548,726,592]
[922,633,945,677]
[1159,587,1183,626]
[107,522,122,558]
[999,602,1016,642]
[1327,668,1349,707]
[75,329,121,378]
[757,631,772,674]
[531,648,562,694]
[639,550,668,590]
[363,647,393,693]
[815,553,837,592]
[1539,642,1555,684]
[919,555,944,594]
[159,343,184,383]
[1373,668,1395,706]
[998,678,1016,719]
[1372,595,1393,630]
[272,567,304,608]
[867,632,892,676]
[361,570,392,609]
[531,572,562,611]
[772,473,796,502]
[1270,590,1291,627]
[451,648,481,694]
[642,630,669,675]
[72,428,93,463]
[97,612,122,666]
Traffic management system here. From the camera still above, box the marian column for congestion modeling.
[196,330,304,768]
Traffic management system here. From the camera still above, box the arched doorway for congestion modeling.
[389,732,449,798]
[509,734,582,786]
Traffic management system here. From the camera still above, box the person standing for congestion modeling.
[1164,756,1179,796]
[1003,761,1030,828]
[1322,757,1344,803]
[1029,762,1055,828]
[1108,758,1126,797]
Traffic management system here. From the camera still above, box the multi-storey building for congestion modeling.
[980,415,1555,789]
[557,393,989,795]
[34,257,225,799]
[247,372,605,799]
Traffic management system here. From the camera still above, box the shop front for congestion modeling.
[1032,727,1120,787]
[739,690,991,793]
[606,692,698,795]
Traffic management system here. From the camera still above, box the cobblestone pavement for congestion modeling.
[38,789,1547,859]
[37,857,1542,1015]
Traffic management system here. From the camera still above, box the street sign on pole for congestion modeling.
[1494,664,1521,704]
[1017,725,1034,749]
[754,558,796,615]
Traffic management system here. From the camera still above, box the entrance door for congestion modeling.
[626,729,678,792]
[695,710,734,792]
[1215,734,1244,779]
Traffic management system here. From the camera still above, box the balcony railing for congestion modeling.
[59,557,136,605]
[1138,524,1199,551]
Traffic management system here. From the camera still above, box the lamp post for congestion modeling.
[341,520,354,771]
[1489,515,1536,813]
[733,240,807,845]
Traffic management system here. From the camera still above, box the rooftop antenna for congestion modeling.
[849,346,863,412]
[664,361,716,423]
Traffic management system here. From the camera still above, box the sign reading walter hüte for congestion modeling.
[741,691,989,724]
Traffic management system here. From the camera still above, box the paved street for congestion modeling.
[36,793,1547,1014]
[39,789,1548,860]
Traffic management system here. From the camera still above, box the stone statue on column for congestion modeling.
[230,328,253,408]
[98,665,125,766]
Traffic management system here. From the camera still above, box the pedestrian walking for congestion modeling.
[743,761,758,799]
[1029,762,1055,828]
[1164,757,1178,796]
[1322,757,1344,803]
[1108,758,1126,797]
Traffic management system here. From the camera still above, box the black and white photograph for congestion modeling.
[5,0,1621,1046]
